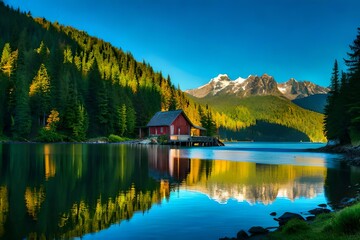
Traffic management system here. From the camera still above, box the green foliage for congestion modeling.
[190,94,326,142]
[108,134,130,142]
[270,203,360,240]
[281,219,310,234]
[157,134,169,144]
[292,94,328,114]
[126,104,136,136]
[199,105,217,136]
[29,63,51,126]
[36,127,64,142]
[220,121,310,142]
[324,27,360,145]
[0,43,18,77]
[0,3,186,141]
[73,104,88,141]
[12,47,31,139]
[117,104,127,136]
[331,203,360,235]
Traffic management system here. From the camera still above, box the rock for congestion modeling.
[248,226,269,235]
[274,212,305,226]
[265,227,278,231]
[270,212,276,216]
[236,230,249,240]
[340,197,356,206]
[308,208,331,215]
[318,203,327,208]
[219,237,236,240]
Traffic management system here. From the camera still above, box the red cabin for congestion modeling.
[146,110,205,141]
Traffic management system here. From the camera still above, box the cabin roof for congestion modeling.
[146,110,206,131]
[146,110,184,127]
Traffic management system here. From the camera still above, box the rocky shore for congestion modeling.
[311,144,360,166]
[219,199,360,240]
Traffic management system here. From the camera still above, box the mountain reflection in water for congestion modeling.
[0,143,359,239]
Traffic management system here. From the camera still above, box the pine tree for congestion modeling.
[29,63,51,126]
[0,72,6,134]
[324,60,341,142]
[126,104,136,136]
[118,104,127,136]
[73,104,88,141]
[199,105,217,136]
[12,46,31,139]
[86,59,110,136]
[345,27,360,144]
[0,43,18,77]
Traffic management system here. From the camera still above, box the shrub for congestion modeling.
[157,134,169,144]
[36,128,64,142]
[332,203,360,235]
[108,134,130,142]
[282,219,310,235]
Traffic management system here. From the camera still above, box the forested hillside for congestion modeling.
[187,94,326,142]
[292,94,328,114]
[0,2,329,142]
[0,2,239,141]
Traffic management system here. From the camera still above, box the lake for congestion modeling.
[0,142,359,239]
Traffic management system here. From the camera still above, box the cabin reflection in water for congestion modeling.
[147,147,190,184]
[147,146,327,204]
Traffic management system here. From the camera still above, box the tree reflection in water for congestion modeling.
[0,143,358,239]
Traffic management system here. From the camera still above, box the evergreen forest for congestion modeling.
[0,2,230,141]
[324,27,360,145]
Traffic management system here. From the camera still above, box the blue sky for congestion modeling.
[4,0,360,90]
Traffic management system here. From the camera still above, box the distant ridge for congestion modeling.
[185,74,329,100]
[292,94,328,113]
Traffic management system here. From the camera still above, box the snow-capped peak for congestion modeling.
[234,76,246,84]
[210,74,230,83]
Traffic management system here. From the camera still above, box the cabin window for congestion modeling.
[178,128,180,135]
[155,128,157,135]
[161,127,163,133]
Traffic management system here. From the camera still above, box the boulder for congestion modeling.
[270,212,277,216]
[318,203,327,208]
[340,197,356,206]
[308,208,331,215]
[274,212,305,226]
[236,230,249,240]
[248,226,269,235]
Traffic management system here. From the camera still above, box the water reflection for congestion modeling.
[0,143,359,239]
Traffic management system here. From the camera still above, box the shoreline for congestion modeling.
[220,200,360,240]
[309,144,360,166]
[2,140,360,166]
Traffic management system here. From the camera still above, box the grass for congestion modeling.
[269,202,360,240]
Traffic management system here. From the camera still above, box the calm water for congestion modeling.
[0,142,359,239]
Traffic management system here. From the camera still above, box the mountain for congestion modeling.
[278,78,329,100]
[186,74,329,100]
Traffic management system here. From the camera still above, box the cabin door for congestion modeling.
[170,125,174,135]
